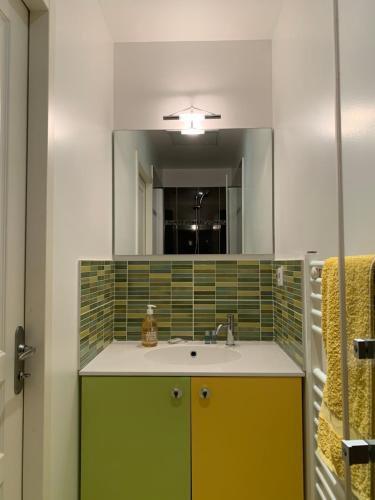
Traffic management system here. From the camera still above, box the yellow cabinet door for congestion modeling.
[192,377,304,500]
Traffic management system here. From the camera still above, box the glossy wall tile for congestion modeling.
[273,260,304,367]
[79,259,304,369]
[113,260,274,343]
[80,261,115,368]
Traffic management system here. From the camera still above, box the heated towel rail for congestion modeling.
[305,256,345,500]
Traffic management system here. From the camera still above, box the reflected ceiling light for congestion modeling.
[181,127,205,136]
[163,105,221,136]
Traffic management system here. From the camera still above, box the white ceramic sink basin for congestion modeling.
[80,341,305,376]
[144,344,242,365]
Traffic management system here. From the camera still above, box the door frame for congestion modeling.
[0,1,29,498]
[22,1,50,500]
[135,151,153,255]
[137,171,146,254]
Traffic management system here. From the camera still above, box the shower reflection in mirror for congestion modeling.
[161,187,228,254]
[113,128,273,256]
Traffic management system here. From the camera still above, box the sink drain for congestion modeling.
[190,351,197,357]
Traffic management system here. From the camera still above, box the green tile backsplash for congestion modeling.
[79,259,304,369]
[273,260,304,367]
[113,260,274,343]
[80,261,115,368]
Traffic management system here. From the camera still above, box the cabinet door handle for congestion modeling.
[171,387,183,400]
[200,387,211,400]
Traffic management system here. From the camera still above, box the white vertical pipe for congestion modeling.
[332,0,353,497]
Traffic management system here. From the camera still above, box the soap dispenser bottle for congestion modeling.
[141,305,158,347]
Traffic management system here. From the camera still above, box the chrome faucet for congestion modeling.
[214,314,235,346]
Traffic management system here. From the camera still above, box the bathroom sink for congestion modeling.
[144,344,242,365]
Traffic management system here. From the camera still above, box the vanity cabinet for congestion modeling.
[81,377,191,500]
[81,376,303,500]
[192,377,304,500]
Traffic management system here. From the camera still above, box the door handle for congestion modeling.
[14,326,35,394]
[18,344,36,361]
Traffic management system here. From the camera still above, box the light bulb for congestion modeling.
[179,112,205,123]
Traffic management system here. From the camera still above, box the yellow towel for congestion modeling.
[317,256,375,500]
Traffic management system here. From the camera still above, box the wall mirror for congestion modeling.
[113,128,273,256]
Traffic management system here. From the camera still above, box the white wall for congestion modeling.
[272,0,338,259]
[114,130,155,255]
[242,129,273,254]
[46,1,113,499]
[160,168,232,188]
[114,40,272,131]
[99,0,282,43]
[339,0,375,256]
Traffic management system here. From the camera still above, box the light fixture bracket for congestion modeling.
[163,105,221,121]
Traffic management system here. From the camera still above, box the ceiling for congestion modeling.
[99,0,283,43]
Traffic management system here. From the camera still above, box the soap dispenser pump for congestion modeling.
[141,304,158,347]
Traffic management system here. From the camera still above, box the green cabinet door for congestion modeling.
[81,377,191,500]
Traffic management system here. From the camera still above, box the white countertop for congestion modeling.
[80,341,304,377]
